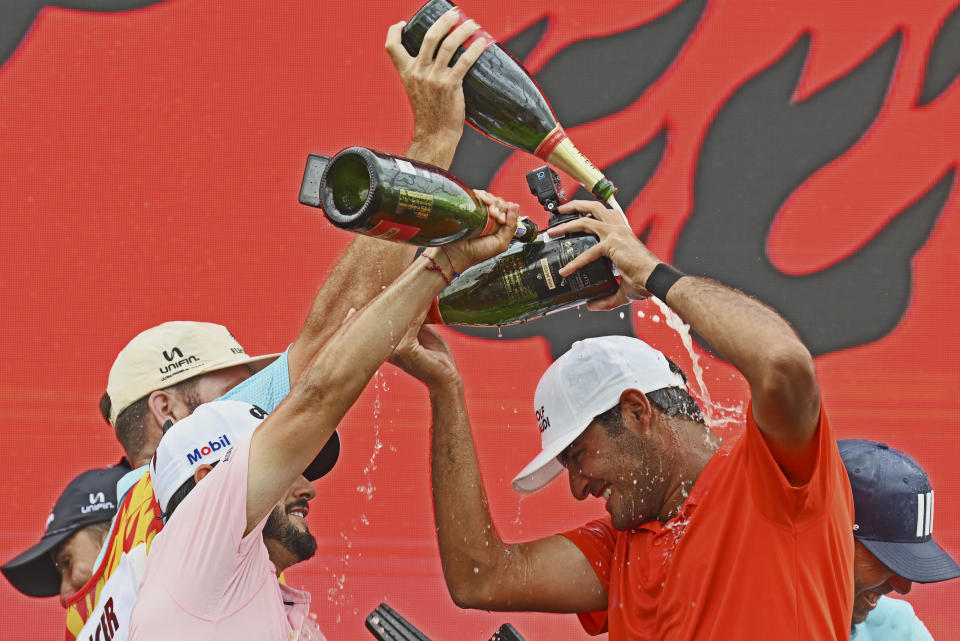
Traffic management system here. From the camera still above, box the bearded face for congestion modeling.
[262,493,317,566]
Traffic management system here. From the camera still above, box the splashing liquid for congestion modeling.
[649,299,715,424]
[647,299,747,434]
[511,493,530,526]
[356,371,384,500]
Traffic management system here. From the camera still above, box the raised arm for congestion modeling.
[286,10,489,382]
[243,203,517,532]
[550,201,821,484]
[391,326,607,613]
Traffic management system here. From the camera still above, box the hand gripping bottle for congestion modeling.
[401,0,620,210]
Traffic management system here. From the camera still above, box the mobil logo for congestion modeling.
[186,434,231,465]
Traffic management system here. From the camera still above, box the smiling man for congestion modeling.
[395,199,855,640]
[126,169,517,640]
[130,400,332,637]
[839,439,960,640]
[67,9,493,640]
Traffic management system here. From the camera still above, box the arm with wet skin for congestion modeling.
[549,201,821,485]
[286,9,491,383]
[391,326,608,612]
[244,204,518,533]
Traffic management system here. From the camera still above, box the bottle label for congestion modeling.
[554,235,607,293]
[534,124,568,160]
[451,7,496,53]
[500,252,535,300]
[539,258,557,290]
[394,158,422,176]
[435,233,617,325]
[397,189,433,219]
[366,219,421,242]
[544,134,609,197]
[478,208,496,236]
[513,218,530,242]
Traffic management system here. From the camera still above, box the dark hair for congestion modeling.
[164,460,218,520]
[595,357,705,433]
[164,476,197,520]
[99,392,112,424]
[112,396,151,463]
[104,377,204,463]
[594,404,625,436]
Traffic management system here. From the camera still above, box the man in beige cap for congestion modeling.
[101,320,287,469]
[65,11,497,640]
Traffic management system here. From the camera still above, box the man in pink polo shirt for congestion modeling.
[131,400,322,639]
[126,123,519,639]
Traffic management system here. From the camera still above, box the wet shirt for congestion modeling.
[562,403,854,641]
[65,351,292,640]
[129,435,309,641]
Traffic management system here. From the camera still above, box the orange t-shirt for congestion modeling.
[561,403,854,641]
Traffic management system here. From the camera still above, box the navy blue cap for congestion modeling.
[1,465,129,597]
[303,432,340,481]
[839,439,960,584]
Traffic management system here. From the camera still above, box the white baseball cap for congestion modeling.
[105,321,280,424]
[150,400,265,513]
[150,400,340,513]
[511,336,687,494]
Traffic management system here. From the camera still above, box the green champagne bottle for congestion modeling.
[314,146,538,246]
[401,0,618,206]
[427,229,619,326]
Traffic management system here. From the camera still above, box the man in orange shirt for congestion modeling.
[393,199,855,640]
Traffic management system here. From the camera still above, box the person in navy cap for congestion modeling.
[1,465,128,606]
[839,439,960,640]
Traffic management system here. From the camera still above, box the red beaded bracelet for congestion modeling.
[423,253,453,286]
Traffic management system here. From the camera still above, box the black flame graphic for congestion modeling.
[919,5,960,106]
[450,5,954,360]
[0,1,165,70]
[674,33,954,357]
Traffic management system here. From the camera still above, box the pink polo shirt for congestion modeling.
[129,435,312,641]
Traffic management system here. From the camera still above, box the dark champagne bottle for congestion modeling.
[401,0,619,207]
[314,146,537,246]
[427,229,619,326]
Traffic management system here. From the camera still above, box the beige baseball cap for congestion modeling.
[105,321,280,425]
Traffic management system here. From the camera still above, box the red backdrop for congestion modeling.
[0,0,957,639]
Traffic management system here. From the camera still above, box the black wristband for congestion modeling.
[645,263,685,301]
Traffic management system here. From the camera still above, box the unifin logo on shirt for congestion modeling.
[186,435,231,465]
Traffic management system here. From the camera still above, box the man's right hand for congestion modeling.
[385,9,487,168]
[545,199,659,310]
[434,195,518,276]
[391,324,461,391]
